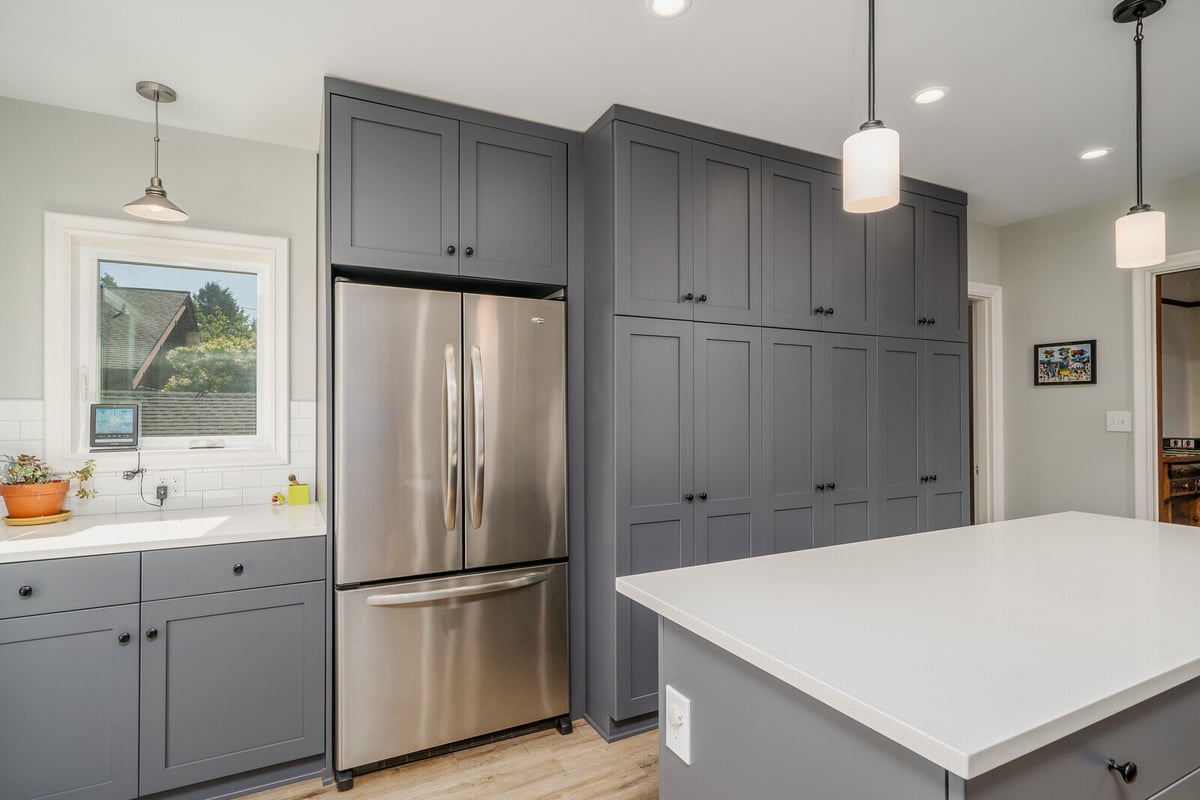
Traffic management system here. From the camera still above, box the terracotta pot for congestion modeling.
[0,481,70,519]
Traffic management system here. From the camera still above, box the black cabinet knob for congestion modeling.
[826,307,835,316]
[928,318,936,325]
[814,306,826,315]
[827,482,836,490]
[464,246,474,257]
[117,632,131,645]
[446,245,456,255]
[233,563,244,575]
[698,492,708,501]
[815,484,825,491]
[1108,760,1138,785]
[682,292,695,302]
[931,474,938,482]
[920,475,928,482]
[145,627,159,640]
[684,493,694,502]
[918,317,928,325]
[697,294,708,303]
[17,585,32,598]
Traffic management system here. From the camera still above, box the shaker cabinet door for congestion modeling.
[819,335,878,546]
[875,192,925,339]
[693,324,762,563]
[614,123,695,321]
[613,316,695,719]
[0,605,140,800]
[692,143,761,325]
[876,338,925,539]
[824,174,876,335]
[761,159,824,331]
[139,582,325,795]
[459,123,567,286]
[762,329,824,554]
[329,96,459,274]
[923,199,969,343]
[924,342,970,530]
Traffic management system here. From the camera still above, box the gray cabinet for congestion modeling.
[0,604,140,800]
[613,122,694,321]
[878,338,970,537]
[924,200,969,343]
[138,581,325,795]
[823,175,876,335]
[692,144,761,325]
[819,335,879,546]
[330,96,568,285]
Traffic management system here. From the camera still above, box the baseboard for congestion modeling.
[138,754,325,800]
[583,710,658,743]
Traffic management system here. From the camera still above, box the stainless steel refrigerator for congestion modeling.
[332,281,568,777]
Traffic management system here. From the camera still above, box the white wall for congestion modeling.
[968,219,1001,285]
[999,171,1200,519]
[0,96,317,401]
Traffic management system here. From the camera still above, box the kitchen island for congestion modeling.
[617,512,1200,799]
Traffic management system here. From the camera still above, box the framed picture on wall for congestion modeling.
[1034,340,1097,386]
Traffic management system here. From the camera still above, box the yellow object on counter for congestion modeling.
[287,483,310,505]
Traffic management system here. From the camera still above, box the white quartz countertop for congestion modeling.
[0,503,325,563]
[617,512,1200,780]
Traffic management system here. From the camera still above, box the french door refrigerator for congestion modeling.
[333,280,568,777]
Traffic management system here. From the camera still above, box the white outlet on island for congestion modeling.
[1106,411,1132,432]
[664,684,692,765]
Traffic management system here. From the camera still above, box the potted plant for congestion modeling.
[0,454,97,521]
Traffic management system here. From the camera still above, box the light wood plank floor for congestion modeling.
[249,724,657,800]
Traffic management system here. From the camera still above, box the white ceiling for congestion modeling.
[1,0,1197,226]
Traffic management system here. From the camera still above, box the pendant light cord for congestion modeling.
[1134,16,1144,209]
[867,0,876,124]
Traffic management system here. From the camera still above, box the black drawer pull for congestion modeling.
[1107,759,1137,785]
[698,492,708,501]
[17,585,32,598]
[826,307,835,316]
[815,484,825,491]
[684,493,694,502]
[682,292,695,302]
[446,245,456,255]
[117,632,131,645]
[233,563,245,575]
[145,627,159,640]
[927,318,936,325]
[826,482,836,490]
[814,306,825,315]
[696,294,708,303]
[464,246,474,257]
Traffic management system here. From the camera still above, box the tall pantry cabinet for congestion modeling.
[584,106,970,740]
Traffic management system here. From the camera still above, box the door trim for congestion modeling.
[1132,249,1200,520]
[968,281,1004,523]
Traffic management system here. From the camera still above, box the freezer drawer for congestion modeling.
[335,563,569,770]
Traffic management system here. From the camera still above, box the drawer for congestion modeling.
[963,676,1200,800]
[0,553,140,619]
[141,537,325,600]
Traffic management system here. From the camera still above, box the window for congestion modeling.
[45,213,289,468]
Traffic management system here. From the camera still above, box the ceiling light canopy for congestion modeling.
[843,0,900,214]
[645,0,691,19]
[1078,147,1114,160]
[911,87,947,105]
[124,81,188,223]
[1112,0,1166,269]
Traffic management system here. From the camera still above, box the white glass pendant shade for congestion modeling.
[842,125,900,213]
[1114,208,1166,268]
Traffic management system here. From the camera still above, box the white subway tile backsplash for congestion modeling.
[0,400,44,421]
[164,493,204,511]
[223,470,262,490]
[92,475,141,496]
[290,434,316,454]
[295,401,316,420]
[186,471,224,492]
[202,489,244,508]
[290,417,316,437]
[0,422,21,440]
[0,441,45,459]
[70,494,117,516]
[20,420,43,441]
[116,494,163,514]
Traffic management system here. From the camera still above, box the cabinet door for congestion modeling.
[693,324,762,563]
[614,123,694,321]
[693,143,761,325]
[924,199,968,343]
[877,338,925,538]
[139,582,325,795]
[762,329,824,553]
[613,316,694,719]
[459,123,567,286]
[823,174,876,335]
[924,342,970,530]
[330,96,459,274]
[1,605,139,800]
[761,160,824,331]
[819,334,878,546]
[875,192,925,339]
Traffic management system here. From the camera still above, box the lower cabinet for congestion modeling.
[138,582,325,795]
[0,604,140,800]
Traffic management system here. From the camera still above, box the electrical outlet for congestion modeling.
[1106,411,1132,433]
[147,470,185,497]
[155,484,169,502]
[664,684,692,765]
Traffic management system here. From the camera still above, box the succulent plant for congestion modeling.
[0,454,98,499]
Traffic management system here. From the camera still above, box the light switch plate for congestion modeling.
[1106,411,1132,433]
[664,684,692,765]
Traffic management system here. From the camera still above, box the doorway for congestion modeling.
[1155,269,1200,525]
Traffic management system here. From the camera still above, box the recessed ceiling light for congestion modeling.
[645,0,691,19]
[1078,147,1114,161]
[911,87,947,105]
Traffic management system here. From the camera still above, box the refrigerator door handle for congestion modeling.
[364,570,549,607]
[443,344,459,531]
[469,344,486,528]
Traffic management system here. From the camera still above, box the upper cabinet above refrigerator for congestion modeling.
[329,95,568,286]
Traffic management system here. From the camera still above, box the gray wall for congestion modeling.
[967,219,1000,285]
[999,171,1200,519]
[0,96,317,401]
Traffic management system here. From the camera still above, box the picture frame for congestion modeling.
[1034,339,1097,386]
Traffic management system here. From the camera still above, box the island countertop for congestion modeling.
[616,511,1200,780]
[0,503,325,563]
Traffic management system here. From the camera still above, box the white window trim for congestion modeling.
[44,212,290,470]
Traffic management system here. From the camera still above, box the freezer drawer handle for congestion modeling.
[443,344,459,531]
[365,570,549,607]
[469,344,486,528]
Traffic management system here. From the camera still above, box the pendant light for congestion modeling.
[124,81,188,222]
[842,0,899,214]
[1113,0,1166,269]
